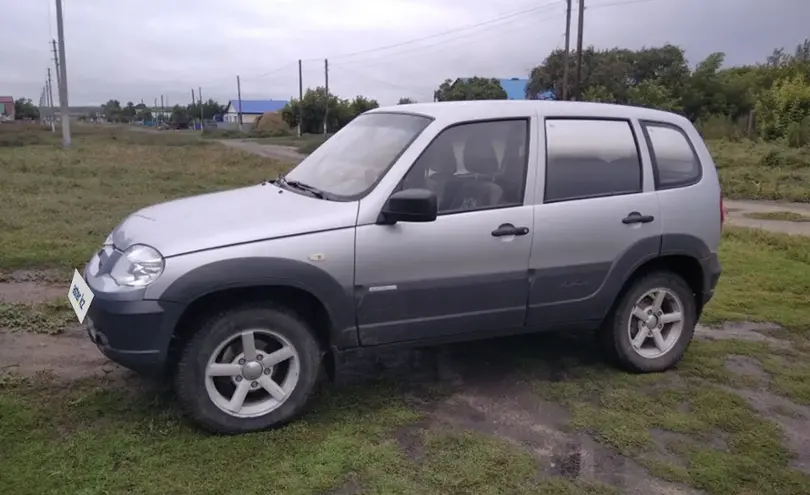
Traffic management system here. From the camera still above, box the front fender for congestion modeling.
[158,257,358,348]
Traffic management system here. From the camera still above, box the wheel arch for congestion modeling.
[157,257,358,375]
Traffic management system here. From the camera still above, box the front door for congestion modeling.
[354,118,535,346]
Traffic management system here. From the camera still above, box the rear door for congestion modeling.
[527,117,662,329]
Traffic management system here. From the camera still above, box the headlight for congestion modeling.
[110,244,164,287]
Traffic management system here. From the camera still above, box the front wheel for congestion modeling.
[602,271,697,373]
[175,304,321,434]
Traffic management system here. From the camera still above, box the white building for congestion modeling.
[223,99,288,124]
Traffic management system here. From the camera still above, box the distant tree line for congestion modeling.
[99,99,226,128]
[529,39,810,146]
[427,40,810,147]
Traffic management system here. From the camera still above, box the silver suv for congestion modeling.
[73,101,723,434]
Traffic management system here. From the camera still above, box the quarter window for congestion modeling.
[400,119,529,214]
[544,119,642,203]
[642,122,701,189]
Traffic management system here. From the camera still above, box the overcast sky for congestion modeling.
[2,0,807,107]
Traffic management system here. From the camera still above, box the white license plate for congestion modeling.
[68,269,95,324]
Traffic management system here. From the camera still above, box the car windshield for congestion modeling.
[284,112,432,199]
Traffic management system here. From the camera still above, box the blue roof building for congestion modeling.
[225,99,288,114]
[223,99,289,124]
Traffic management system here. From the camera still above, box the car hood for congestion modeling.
[112,183,359,257]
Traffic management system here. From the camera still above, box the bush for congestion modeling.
[697,115,749,141]
[785,115,810,148]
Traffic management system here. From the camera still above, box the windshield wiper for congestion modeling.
[273,174,327,199]
[287,180,327,199]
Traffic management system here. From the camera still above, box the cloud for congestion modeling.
[1,0,807,106]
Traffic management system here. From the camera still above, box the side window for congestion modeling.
[400,119,529,214]
[642,122,702,189]
[544,119,642,203]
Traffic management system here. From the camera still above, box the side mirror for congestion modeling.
[378,188,437,224]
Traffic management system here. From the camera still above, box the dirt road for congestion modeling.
[218,139,307,163]
[724,199,810,236]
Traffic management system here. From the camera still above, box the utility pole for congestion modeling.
[297,59,303,137]
[50,40,61,102]
[573,0,585,101]
[323,59,329,135]
[236,75,243,130]
[54,0,71,146]
[198,87,204,127]
[562,0,572,100]
[191,89,197,129]
[153,97,157,126]
[47,68,55,131]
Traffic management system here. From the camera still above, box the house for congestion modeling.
[223,99,288,124]
[0,96,14,119]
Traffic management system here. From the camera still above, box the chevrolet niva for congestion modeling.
[69,101,723,434]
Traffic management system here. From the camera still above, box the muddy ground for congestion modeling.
[2,272,809,494]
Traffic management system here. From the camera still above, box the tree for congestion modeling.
[280,87,372,134]
[756,74,810,145]
[101,100,122,122]
[14,98,39,120]
[398,97,416,105]
[169,105,190,128]
[347,96,379,119]
[627,80,681,113]
[122,101,137,122]
[188,99,226,121]
[433,77,507,101]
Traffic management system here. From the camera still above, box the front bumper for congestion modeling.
[86,294,183,377]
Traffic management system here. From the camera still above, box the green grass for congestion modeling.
[0,126,290,271]
[702,227,810,330]
[0,378,617,495]
[744,210,810,222]
[709,139,810,202]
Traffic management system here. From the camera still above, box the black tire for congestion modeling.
[175,303,321,434]
[601,271,696,373]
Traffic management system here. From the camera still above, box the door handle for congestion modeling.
[622,212,655,224]
[491,223,530,237]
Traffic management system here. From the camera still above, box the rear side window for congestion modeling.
[641,121,702,189]
[544,119,642,203]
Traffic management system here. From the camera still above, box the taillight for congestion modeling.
[720,195,725,225]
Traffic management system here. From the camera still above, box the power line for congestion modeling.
[589,0,663,10]
[305,1,563,63]
[330,63,435,94]
[338,9,564,68]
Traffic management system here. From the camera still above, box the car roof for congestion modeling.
[368,100,690,127]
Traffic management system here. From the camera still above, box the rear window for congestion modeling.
[544,119,642,203]
[641,121,702,189]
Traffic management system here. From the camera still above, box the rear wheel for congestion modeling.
[175,304,321,434]
[603,271,696,373]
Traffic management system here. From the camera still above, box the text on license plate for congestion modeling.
[68,269,95,324]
